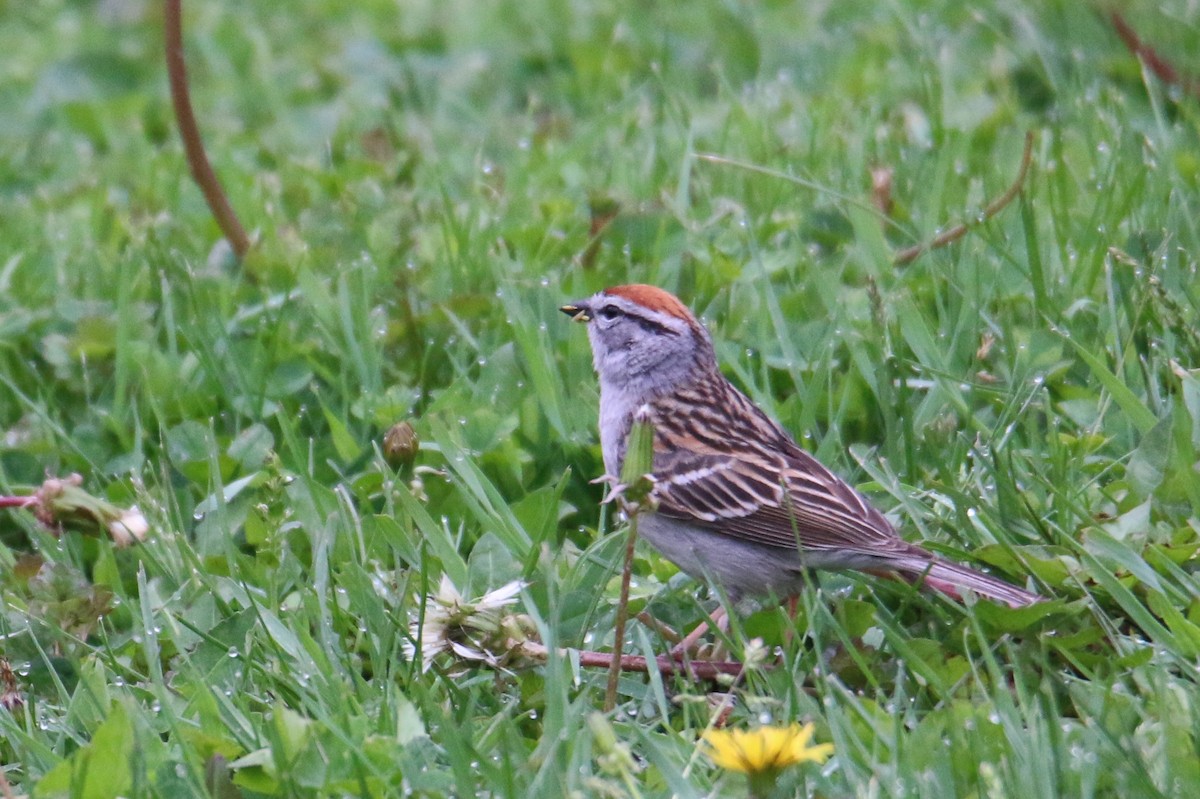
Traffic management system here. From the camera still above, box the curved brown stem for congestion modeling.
[893,131,1035,266]
[164,0,252,259]
[1108,9,1200,101]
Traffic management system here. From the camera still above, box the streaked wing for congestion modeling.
[646,378,902,555]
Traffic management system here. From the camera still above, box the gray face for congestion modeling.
[563,291,715,392]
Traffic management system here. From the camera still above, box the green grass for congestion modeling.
[2,0,1200,796]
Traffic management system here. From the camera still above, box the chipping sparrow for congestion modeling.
[562,284,1041,608]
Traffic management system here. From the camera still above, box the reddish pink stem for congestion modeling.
[576,649,746,679]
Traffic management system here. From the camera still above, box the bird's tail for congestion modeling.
[887,551,1042,608]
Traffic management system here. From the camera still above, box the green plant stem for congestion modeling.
[746,769,779,799]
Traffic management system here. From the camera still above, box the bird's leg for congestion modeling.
[670,606,729,660]
[783,594,799,647]
[636,611,683,645]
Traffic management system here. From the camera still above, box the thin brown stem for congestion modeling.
[164,0,252,259]
[893,131,1035,266]
[0,496,35,509]
[577,647,747,680]
[1108,9,1200,100]
[604,519,640,711]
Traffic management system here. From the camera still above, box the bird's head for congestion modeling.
[561,284,716,396]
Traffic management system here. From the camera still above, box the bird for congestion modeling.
[561,284,1041,615]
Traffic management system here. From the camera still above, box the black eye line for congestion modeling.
[629,314,679,336]
[597,302,680,336]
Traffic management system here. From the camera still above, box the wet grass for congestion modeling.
[1,1,1199,796]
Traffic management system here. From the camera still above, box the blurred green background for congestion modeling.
[1,1,1198,796]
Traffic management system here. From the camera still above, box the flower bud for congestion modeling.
[383,421,419,467]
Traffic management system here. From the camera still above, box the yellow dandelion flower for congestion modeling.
[703,723,833,774]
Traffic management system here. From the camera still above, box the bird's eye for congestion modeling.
[597,305,622,320]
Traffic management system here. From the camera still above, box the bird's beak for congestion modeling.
[560,302,591,322]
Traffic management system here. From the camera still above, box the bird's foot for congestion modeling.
[591,472,658,511]
[589,473,627,505]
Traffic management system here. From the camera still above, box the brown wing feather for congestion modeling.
[645,374,905,556]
